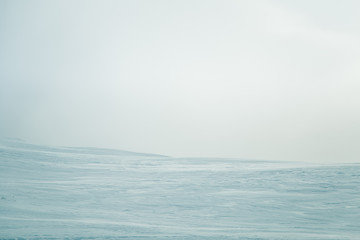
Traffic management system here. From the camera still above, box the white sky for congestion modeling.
[1,0,359,162]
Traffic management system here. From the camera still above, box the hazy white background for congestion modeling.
[0,0,359,162]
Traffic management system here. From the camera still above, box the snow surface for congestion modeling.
[1,139,359,239]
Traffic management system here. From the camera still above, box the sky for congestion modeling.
[0,0,359,163]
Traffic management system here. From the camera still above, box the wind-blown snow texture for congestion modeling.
[1,139,359,240]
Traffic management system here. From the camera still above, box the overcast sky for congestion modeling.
[1,0,359,162]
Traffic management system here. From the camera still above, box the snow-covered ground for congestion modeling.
[1,139,359,239]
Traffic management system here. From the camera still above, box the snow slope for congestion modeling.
[1,139,359,239]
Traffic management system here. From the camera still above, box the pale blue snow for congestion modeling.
[0,139,359,240]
